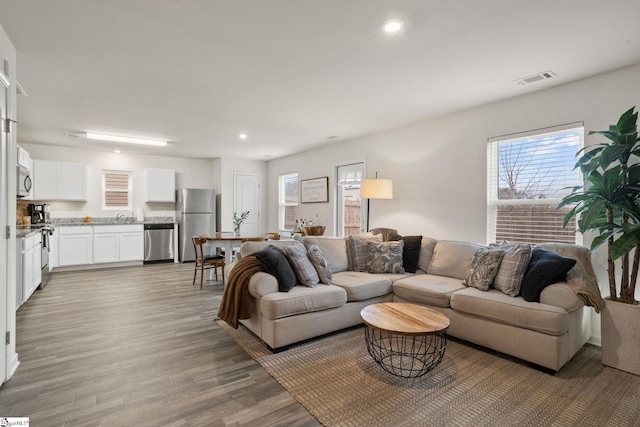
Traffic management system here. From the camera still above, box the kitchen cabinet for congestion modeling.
[59,226,93,266]
[145,168,175,202]
[33,160,87,201]
[93,225,143,263]
[17,233,41,307]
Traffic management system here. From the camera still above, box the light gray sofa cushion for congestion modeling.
[450,287,569,336]
[489,243,531,297]
[302,236,349,273]
[330,271,393,301]
[417,237,437,272]
[239,240,300,259]
[392,274,466,308]
[260,285,348,320]
[428,240,484,279]
[307,244,332,284]
[346,234,382,272]
[284,243,320,287]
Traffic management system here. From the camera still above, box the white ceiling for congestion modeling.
[1,1,639,160]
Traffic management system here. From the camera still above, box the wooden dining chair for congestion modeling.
[192,237,225,289]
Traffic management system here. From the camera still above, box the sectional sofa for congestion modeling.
[227,234,600,372]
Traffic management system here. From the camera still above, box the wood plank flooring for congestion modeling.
[0,263,319,426]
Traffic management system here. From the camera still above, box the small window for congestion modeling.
[279,172,298,230]
[487,125,583,245]
[103,170,132,210]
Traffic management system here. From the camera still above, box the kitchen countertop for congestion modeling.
[52,216,177,226]
[16,217,177,237]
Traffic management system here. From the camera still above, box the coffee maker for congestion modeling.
[28,203,50,225]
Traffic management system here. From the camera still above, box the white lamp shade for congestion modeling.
[360,179,393,199]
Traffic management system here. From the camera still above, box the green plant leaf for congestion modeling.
[611,231,640,260]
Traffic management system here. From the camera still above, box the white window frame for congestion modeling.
[279,172,299,231]
[102,169,133,210]
[487,123,584,245]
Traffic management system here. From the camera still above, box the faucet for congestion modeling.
[116,213,124,222]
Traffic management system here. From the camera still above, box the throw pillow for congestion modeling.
[307,244,332,284]
[489,242,532,297]
[367,240,405,274]
[254,245,297,292]
[389,235,423,273]
[520,247,577,302]
[283,243,320,287]
[462,248,505,291]
[347,233,382,272]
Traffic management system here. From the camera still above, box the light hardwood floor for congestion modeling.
[0,263,319,426]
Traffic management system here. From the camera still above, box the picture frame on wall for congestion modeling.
[300,176,329,203]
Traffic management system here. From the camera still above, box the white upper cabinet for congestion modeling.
[145,168,175,202]
[33,160,87,201]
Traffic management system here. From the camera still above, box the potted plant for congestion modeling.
[559,106,640,375]
[233,211,250,236]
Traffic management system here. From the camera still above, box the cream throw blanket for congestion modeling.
[538,243,605,313]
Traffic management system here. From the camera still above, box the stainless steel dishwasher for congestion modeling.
[144,223,175,263]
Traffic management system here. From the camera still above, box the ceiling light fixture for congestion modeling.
[239,133,248,140]
[85,132,167,147]
[383,19,404,33]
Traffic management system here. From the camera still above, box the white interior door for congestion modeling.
[234,173,261,235]
[0,73,9,383]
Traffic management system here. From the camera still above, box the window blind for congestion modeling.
[103,170,132,209]
[487,124,583,244]
[279,172,299,229]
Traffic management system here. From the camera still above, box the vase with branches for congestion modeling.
[233,211,250,235]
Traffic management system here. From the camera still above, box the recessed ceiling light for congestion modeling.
[85,132,167,147]
[114,149,120,154]
[383,19,404,34]
[239,133,248,140]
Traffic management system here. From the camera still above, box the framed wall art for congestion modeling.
[300,176,329,203]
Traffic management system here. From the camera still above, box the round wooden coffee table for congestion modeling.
[360,302,450,378]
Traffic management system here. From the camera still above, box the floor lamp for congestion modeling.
[360,173,393,232]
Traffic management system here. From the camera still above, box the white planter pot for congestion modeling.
[601,299,640,376]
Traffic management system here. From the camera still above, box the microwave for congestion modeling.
[17,165,32,198]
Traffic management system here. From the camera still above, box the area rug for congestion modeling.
[216,321,640,426]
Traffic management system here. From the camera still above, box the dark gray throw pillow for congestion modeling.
[520,247,576,302]
[392,235,423,273]
[254,245,297,292]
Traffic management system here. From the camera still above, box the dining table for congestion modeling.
[200,232,270,265]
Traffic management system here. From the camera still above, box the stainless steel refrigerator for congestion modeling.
[176,188,216,262]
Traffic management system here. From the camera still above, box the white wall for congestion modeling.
[1,20,18,381]
[21,143,215,219]
[267,64,640,344]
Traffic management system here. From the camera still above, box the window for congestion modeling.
[487,124,583,245]
[279,172,298,230]
[103,170,132,210]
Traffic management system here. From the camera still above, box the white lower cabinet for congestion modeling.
[17,232,42,308]
[93,225,143,263]
[59,226,93,266]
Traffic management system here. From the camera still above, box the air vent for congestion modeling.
[515,70,557,86]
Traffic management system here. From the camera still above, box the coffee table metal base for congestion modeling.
[364,325,447,378]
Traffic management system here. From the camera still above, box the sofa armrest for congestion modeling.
[540,282,584,312]
[248,272,280,298]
